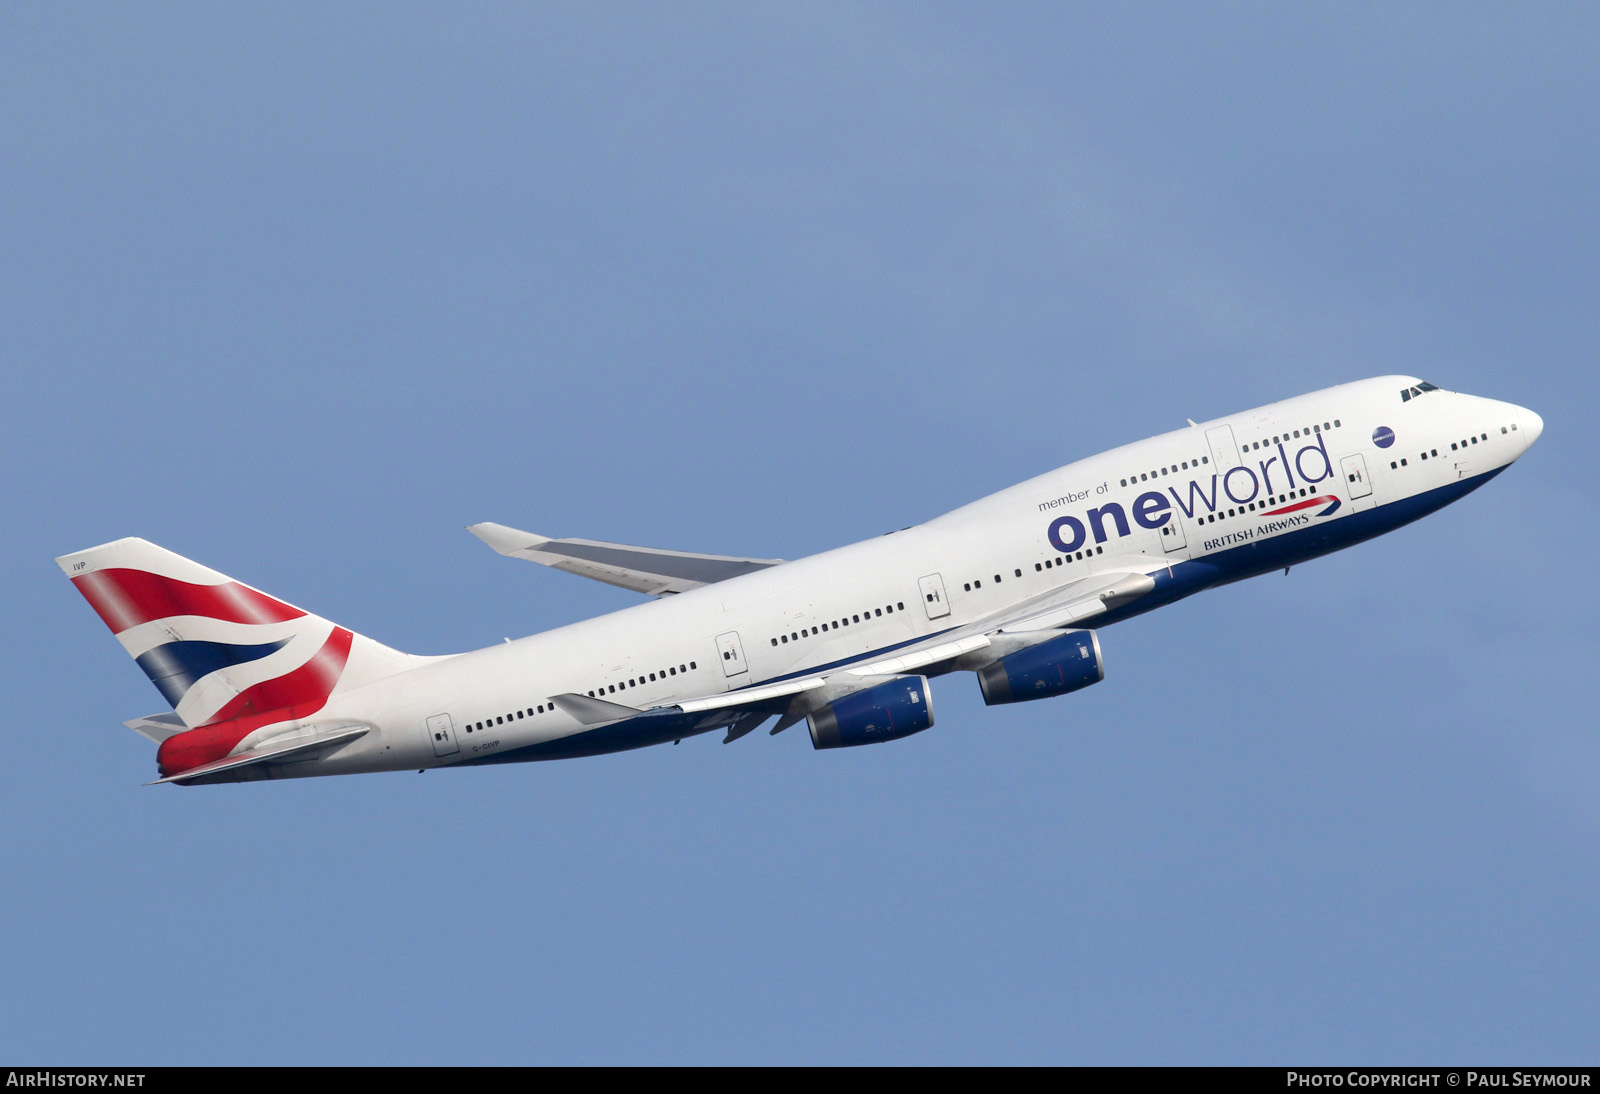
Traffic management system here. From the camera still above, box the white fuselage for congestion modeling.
[294,376,1541,777]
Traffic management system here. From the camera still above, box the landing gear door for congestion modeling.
[918,574,951,619]
[426,713,459,758]
[716,631,751,687]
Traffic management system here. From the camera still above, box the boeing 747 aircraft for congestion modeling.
[59,377,1541,785]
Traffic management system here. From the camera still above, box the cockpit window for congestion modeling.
[1400,381,1441,402]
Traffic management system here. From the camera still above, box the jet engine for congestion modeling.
[976,630,1104,705]
[808,675,934,749]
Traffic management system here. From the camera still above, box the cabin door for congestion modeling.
[1339,453,1376,513]
[1160,515,1188,553]
[1205,425,1241,470]
[426,713,459,758]
[716,630,751,688]
[918,573,951,619]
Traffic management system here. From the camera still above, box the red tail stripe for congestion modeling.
[155,628,356,777]
[155,701,323,778]
[72,568,305,634]
[204,627,354,725]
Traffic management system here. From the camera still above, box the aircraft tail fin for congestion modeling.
[57,538,421,729]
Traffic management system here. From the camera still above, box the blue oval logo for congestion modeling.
[1372,425,1395,449]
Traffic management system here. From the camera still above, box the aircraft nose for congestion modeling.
[1521,407,1544,448]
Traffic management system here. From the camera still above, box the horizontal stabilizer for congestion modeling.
[150,725,368,786]
[467,522,784,596]
[124,711,188,744]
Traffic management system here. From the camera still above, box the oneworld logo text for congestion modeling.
[1046,433,1335,553]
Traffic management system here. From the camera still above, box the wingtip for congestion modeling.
[467,522,551,555]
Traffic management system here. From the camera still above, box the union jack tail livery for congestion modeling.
[58,538,420,782]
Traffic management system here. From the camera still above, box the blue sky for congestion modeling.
[3,4,1596,1064]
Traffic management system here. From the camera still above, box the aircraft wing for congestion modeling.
[960,569,1158,634]
[562,564,1165,742]
[467,522,785,596]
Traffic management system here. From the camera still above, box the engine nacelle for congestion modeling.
[808,675,934,749]
[976,630,1104,705]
